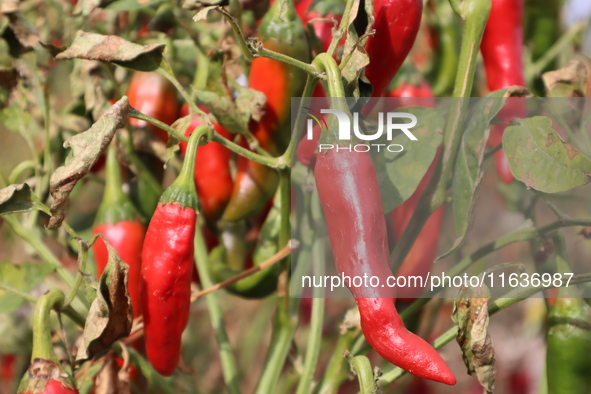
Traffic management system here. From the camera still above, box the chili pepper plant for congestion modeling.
[1,0,591,393]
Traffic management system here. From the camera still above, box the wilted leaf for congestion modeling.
[376,107,444,213]
[0,259,53,313]
[0,68,18,108]
[193,88,266,134]
[76,237,133,363]
[543,60,587,98]
[0,12,38,57]
[94,354,131,394]
[503,116,591,193]
[340,0,371,96]
[39,41,67,57]
[452,284,495,393]
[56,31,166,72]
[0,183,36,215]
[48,97,128,229]
[443,87,532,259]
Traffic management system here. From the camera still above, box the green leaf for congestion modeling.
[503,116,591,193]
[443,90,527,259]
[0,259,53,313]
[376,107,444,213]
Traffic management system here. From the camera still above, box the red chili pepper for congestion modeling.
[92,146,145,318]
[127,71,179,144]
[388,81,436,108]
[314,148,456,385]
[387,83,443,301]
[179,103,234,223]
[221,0,310,221]
[140,131,203,376]
[390,154,444,301]
[364,0,423,97]
[480,0,526,184]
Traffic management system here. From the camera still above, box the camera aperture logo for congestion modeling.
[304,108,418,153]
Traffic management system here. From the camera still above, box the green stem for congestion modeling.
[124,346,177,394]
[399,217,591,319]
[254,164,299,393]
[281,73,319,167]
[314,327,358,394]
[345,354,375,394]
[127,108,188,142]
[253,304,299,394]
[160,127,206,209]
[3,215,75,288]
[313,54,345,98]
[257,48,320,76]
[326,0,355,58]
[63,239,88,308]
[295,239,325,394]
[32,289,65,363]
[194,225,241,394]
[529,21,587,80]
[0,281,38,303]
[390,0,491,270]
[212,132,280,168]
[155,64,210,123]
[205,6,253,61]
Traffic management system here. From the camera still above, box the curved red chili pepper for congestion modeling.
[315,148,456,385]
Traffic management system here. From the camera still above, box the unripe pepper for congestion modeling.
[127,71,179,144]
[480,0,526,184]
[546,233,591,394]
[221,0,310,221]
[314,148,456,385]
[17,290,79,394]
[140,130,204,376]
[364,0,423,97]
[92,146,145,318]
[179,103,234,223]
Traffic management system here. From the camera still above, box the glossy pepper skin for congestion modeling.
[92,147,145,318]
[140,132,202,376]
[179,103,233,223]
[127,71,179,144]
[221,0,310,221]
[364,0,423,97]
[314,148,456,385]
[480,0,526,184]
